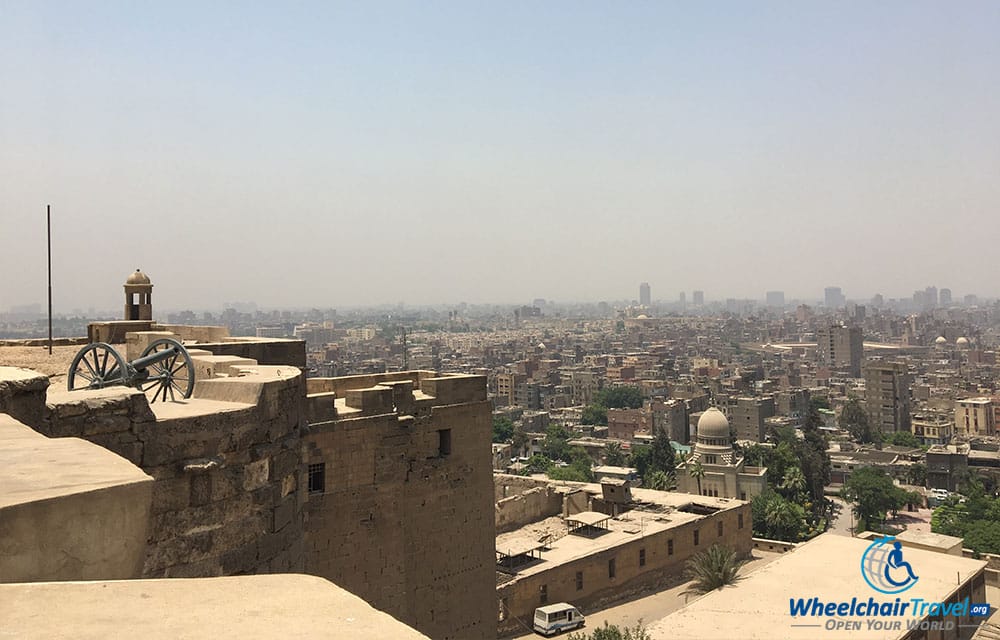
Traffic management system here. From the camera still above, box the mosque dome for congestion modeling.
[957,337,970,348]
[934,336,947,345]
[697,408,731,440]
[636,314,649,320]
[126,269,151,285]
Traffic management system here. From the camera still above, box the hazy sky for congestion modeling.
[2,2,999,312]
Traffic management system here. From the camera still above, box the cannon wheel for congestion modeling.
[139,338,195,403]
[67,342,129,391]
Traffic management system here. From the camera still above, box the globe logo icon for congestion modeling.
[861,536,919,594]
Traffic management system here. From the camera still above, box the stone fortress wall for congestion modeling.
[0,326,496,639]
[2,342,307,578]
[304,370,497,640]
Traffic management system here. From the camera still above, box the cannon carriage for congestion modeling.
[67,337,195,403]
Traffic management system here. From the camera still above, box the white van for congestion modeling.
[533,603,584,636]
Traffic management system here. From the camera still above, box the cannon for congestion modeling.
[67,337,195,403]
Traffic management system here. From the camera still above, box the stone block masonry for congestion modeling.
[304,373,496,640]
[35,368,306,578]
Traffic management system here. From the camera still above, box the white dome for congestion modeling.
[697,408,730,440]
[957,337,970,347]
[934,336,947,345]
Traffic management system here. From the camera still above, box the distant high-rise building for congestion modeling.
[847,303,866,322]
[817,325,863,377]
[964,294,978,306]
[639,282,651,306]
[871,293,884,308]
[925,286,938,309]
[824,287,845,309]
[692,290,705,306]
[939,288,952,306]
[765,291,785,307]
[679,291,686,305]
[865,361,911,434]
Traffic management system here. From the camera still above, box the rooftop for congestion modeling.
[647,535,987,640]
[496,486,738,580]
[0,575,429,639]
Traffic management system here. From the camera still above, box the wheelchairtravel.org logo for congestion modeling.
[788,536,990,634]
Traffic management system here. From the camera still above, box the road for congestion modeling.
[828,496,935,537]
[506,549,782,639]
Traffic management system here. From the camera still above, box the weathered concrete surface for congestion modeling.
[0,366,50,426]
[0,574,430,639]
[180,336,307,369]
[0,414,152,583]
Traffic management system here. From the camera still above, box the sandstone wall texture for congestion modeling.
[304,374,496,640]
[33,374,306,578]
[496,502,752,636]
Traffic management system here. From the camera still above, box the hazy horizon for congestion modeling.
[3,2,999,312]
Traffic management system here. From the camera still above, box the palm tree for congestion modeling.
[604,441,626,466]
[764,499,794,539]
[688,459,706,495]
[780,467,807,500]
[645,470,673,491]
[683,545,746,595]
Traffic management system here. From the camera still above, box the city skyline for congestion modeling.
[3,2,999,310]
[1,279,989,318]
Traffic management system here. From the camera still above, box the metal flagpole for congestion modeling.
[47,205,52,355]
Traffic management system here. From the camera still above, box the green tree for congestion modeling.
[604,441,626,466]
[549,447,594,482]
[905,462,927,487]
[743,443,768,467]
[963,520,1000,556]
[779,467,807,501]
[840,397,881,445]
[885,430,920,448]
[763,441,798,488]
[567,621,651,640]
[841,466,906,532]
[492,416,514,444]
[683,545,746,595]
[596,386,644,409]
[649,429,676,478]
[548,465,592,482]
[810,396,832,411]
[629,445,651,480]
[543,424,572,461]
[525,454,553,474]
[645,470,673,491]
[581,404,608,426]
[752,489,807,541]
[688,460,706,495]
[797,405,833,509]
[512,424,529,457]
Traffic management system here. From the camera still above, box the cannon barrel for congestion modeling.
[130,344,182,371]
[67,338,194,403]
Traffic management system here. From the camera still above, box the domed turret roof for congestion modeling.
[934,336,947,345]
[957,337,970,347]
[126,269,151,285]
[697,407,730,440]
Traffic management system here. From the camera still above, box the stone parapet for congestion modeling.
[0,413,153,583]
[37,368,306,579]
[0,366,50,427]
